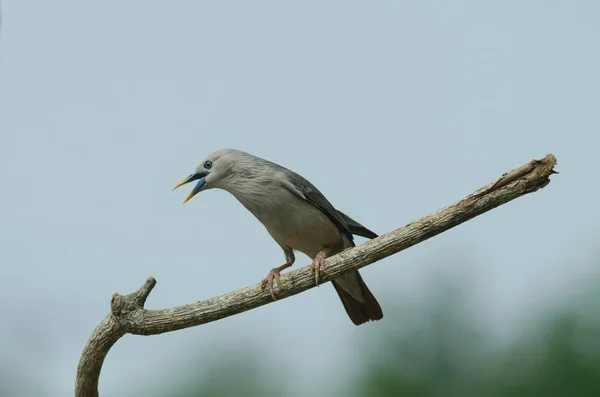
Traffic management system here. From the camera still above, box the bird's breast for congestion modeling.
[230,185,342,258]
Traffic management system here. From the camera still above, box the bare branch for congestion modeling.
[76,154,558,396]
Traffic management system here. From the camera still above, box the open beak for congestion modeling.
[173,172,208,203]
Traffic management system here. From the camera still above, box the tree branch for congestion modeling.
[76,154,558,396]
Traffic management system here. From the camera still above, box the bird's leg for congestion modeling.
[311,246,332,287]
[258,263,292,301]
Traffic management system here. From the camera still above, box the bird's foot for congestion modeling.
[258,263,291,301]
[311,246,332,286]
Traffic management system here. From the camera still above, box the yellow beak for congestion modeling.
[173,178,191,191]
[183,191,196,204]
[173,173,207,204]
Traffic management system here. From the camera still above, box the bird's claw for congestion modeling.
[311,247,332,286]
[258,268,283,301]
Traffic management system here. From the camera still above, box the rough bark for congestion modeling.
[76,154,558,397]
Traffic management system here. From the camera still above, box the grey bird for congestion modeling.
[173,149,383,325]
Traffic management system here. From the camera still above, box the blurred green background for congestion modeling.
[5,254,600,397]
[4,251,591,397]
[2,253,598,396]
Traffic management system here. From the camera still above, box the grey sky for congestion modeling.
[1,1,598,395]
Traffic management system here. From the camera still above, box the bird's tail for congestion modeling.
[331,270,383,325]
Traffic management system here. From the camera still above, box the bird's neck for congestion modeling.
[221,172,278,218]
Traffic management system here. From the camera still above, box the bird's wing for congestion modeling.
[337,211,378,239]
[281,169,355,243]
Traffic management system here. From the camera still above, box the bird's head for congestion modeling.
[173,149,243,203]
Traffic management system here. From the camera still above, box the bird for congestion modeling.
[173,149,383,325]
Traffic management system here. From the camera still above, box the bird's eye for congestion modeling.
[204,160,213,169]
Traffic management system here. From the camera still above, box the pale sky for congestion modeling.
[1,1,599,396]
